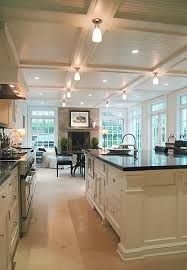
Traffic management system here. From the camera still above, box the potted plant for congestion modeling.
[91,137,99,149]
[60,137,68,153]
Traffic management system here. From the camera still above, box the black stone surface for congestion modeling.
[0,161,19,186]
[86,150,187,171]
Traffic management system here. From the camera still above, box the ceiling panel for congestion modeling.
[88,30,187,69]
[169,58,187,72]
[115,0,187,26]
[9,21,80,63]
[134,75,187,92]
[0,0,91,14]
[74,71,139,89]
[22,68,67,87]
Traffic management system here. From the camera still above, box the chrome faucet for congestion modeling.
[167,134,176,142]
[122,133,138,157]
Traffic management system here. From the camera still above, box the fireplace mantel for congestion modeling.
[67,127,99,131]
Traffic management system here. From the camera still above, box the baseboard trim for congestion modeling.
[117,241,187,261]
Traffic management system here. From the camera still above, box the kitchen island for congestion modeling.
[85,150,187,260]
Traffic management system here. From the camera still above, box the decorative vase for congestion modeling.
[92,121,96,128]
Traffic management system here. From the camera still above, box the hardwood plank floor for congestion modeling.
[15,168,187,270]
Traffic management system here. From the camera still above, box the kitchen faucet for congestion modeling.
[167,134,176,142]
[122,133,138,157]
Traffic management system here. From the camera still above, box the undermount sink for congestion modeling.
[108,148,132,155]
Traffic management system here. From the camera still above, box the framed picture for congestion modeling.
[70,111,89,128]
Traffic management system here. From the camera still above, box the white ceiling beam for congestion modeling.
[0,22,19,66]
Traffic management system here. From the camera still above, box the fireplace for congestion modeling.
[68,132,90,151]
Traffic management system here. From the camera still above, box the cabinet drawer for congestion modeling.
[9,180,18,207]
[95,159,105,174]
[107,169,121,199]
[9,210,19,258]
[0,182,9,214]
[105,195,120,234]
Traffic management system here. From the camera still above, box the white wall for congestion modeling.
[127,88,187,150]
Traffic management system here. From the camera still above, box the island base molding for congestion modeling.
[117,242,187,261]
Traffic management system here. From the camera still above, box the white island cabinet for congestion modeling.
[0,166,19,270]
[85,151,187,260]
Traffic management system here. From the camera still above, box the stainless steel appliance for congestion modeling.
[19,151,36,236]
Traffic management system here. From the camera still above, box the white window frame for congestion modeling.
[99,108,127,148]
[150,100,167,148]
[128,105,142,150]
[28,106,58,148]
[177,94,187,139]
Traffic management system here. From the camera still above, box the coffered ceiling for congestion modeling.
[0,0,187,108]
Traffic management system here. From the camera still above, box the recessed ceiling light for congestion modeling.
[80,101,84,105]
[35,76,39,80]
[164,83,168,86]
[131,49,139,54]
[102,79,107,83]
[88,93,92,97]
[40,92,43,95]
[9,84,15,88]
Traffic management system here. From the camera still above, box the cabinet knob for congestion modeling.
[0,233,4,237]
[9,182,12,186]
[2,195,6,199]
[113,178,116,183]
[14,221,18,226]
[14,195,17,199]
[112,210,115,214]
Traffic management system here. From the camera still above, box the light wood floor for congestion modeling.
[15,168,187,270]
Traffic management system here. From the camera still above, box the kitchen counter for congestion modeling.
[86,149,187,171]
[0,160,19,186]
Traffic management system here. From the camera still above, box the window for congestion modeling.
[31,110,55,148]
[101,110,125,148]
[178,95,187,138]
[151,101,166,148]
[129,108,142,150]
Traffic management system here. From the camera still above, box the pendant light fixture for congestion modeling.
[122,91,127,100]
[153,73,159,85]
[74,67,80,81]
[67,89,71,99]
[62,100,66,107]
[106,100,109,108]
[92,18,102,43]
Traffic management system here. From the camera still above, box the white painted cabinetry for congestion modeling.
[0,167,19,270]
[85,153,187,261]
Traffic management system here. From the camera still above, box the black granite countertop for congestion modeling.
[0,161,19,187]
[86,150,187,171]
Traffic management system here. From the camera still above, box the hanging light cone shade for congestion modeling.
[62,100,66,107]
[153,73,159,85]
[67,89,71,99]
[74,68,80,81]
[122,91,127,100]
[106,100,109,108]
[92,18,102,43]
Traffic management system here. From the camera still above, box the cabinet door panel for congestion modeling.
[0,212,9,270]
